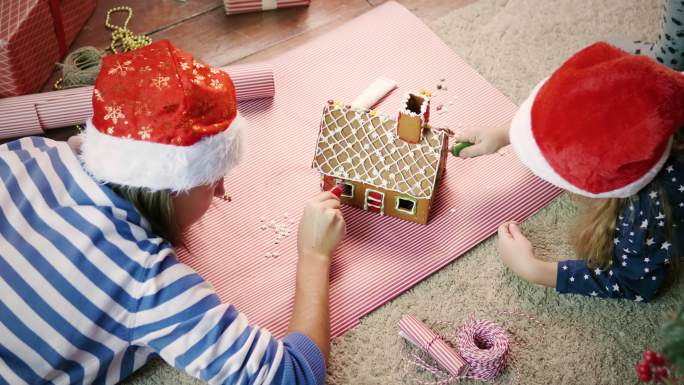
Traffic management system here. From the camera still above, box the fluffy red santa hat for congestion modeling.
[509,42,684,198]
[80,40,245,191]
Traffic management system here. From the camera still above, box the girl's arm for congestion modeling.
[497,221,557,287]
[498,200,674,302]
[499,219,670,302]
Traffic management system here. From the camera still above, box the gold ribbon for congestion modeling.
[105,6,152,54]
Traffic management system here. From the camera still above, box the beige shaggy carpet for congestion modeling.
[125,1,682,384]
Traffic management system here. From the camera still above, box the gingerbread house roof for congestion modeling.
[312,103,446,199]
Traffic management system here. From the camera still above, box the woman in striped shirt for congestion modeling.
[0,40,344,385]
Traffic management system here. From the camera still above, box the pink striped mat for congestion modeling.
[177,1,561,339]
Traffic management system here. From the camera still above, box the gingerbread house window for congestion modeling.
[364,188,385,215]
[335,178,355,198]
[396,196,417,215]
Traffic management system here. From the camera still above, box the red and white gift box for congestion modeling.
[224,0,310,15]
[0,0,96,97]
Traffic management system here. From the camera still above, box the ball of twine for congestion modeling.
[456,319,509,381]
[57,46,104,89]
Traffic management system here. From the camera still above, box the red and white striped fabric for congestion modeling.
[399,315,468,377]
[224,0,310,15]
[0,63,274,139]
[177,1,561,339]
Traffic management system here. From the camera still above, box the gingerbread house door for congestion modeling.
[365,189,385,215]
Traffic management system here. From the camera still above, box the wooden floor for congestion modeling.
[38,0,475,140]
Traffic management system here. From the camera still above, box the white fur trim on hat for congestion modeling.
[80,114,246,192]
[509,77,671,198]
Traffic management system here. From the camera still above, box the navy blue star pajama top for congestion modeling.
[556,156,683,302]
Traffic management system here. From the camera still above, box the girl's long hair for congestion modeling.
[572,129,683,268]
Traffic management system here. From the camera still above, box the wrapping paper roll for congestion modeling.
[224,0,310,15]
[0,62,275,139]
[399,314,468,377]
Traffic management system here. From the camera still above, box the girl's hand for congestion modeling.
[497,221,557,287]
[452,122,510,158]
[297,191,346,265]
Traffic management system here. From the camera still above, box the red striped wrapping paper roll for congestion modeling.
[0,62,274,140]
[398,314,468,377]
[224,0,310,15]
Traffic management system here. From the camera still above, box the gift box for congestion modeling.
[0,0,96,97]
[224,0,310,15]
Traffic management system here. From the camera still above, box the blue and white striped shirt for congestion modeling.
[0,137,325,385]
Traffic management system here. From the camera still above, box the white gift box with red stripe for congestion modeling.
[224,0,310,15]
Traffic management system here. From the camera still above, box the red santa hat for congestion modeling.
[80,40,245,192]
[509,42,684,198]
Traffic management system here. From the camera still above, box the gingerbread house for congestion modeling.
[312,92,448,224]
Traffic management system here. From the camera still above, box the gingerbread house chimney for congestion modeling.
[396,91,430,144]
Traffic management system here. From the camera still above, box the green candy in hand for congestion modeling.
[450,142,474,157]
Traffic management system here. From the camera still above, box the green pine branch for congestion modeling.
[662,308,684,374]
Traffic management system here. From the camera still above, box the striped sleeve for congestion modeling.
[129,250,325,385]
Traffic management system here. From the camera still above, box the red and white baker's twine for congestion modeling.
[401,311,546,384]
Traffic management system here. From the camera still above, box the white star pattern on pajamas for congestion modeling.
[554,160,681,302]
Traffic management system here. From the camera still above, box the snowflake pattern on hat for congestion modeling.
[92,40,237,146]
[82,40,245,192]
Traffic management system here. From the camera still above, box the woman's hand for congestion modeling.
[67,135,83,154]
[297,191,346,265]
[497,221,557,287]
[452,121,510,158]
[288,191,346,363]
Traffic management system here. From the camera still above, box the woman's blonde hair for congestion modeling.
[573,129,684,268]
[108,184,181,245]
